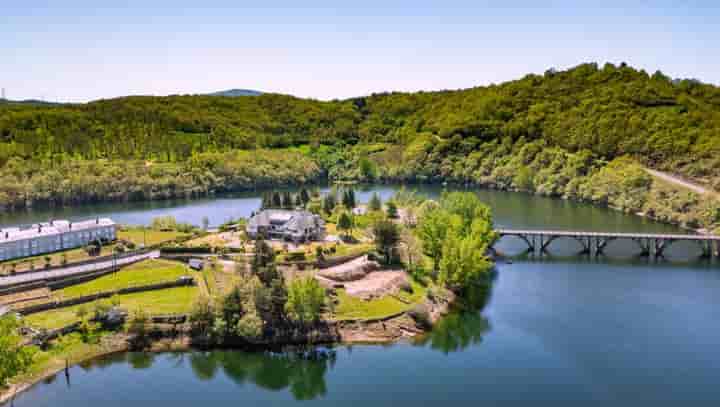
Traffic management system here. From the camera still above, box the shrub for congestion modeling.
[285,251,307,262]
[407,303,432,329]
[285,276,326,323]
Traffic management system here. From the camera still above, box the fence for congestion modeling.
[16,278,195,315]
[2,248,153,278]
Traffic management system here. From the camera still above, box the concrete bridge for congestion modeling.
[495,229,720,258]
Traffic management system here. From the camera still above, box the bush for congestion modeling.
[285,251,307,262]
[407,303,432,329]
[285,276,326,323]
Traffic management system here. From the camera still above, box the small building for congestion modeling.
[188,259,204,271]
[246,210,326,243]
[0,218,117,261]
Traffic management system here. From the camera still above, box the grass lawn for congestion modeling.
[332,280,427,321]
[25,286,200,330]
[117,228,190,247]
[55,259,191,299]
[0,246,117,275]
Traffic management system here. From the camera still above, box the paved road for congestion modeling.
[644,168,715,196]
[0,250,160,288]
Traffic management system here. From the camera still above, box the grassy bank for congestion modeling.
[25,286,199,330]
[332,280,427,321]
[54,259,191,300]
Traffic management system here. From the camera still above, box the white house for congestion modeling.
[246,210,325,243]
[0,218,117,261]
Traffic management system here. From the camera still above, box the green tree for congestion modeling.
[236,308,264,341]
[282,191,293,209]
[372,219,400,264]
[300,188,311,205]
[368,192,382,211]
[151,215,178,231]
[416,208,459,271]
[261,192,272,209]
[190,298,216,338]
[337,212,352,238]
[342,188,356,209]
[359,158,376,180]
[0,315,37,386]
[438,219,495,291]
[285,276,326,323]
[272,191,282,208]
[440,191,492,234]
[253,237,275,269]
[322,194,336,215]
[386,200,398,219]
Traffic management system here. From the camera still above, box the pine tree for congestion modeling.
[386,200,398,218]
[337,211,352,238]
[342,188,356,209]
[282,191,293,209]
[369,192,382,211]
[272,191,282,208]
[300,188,310,205]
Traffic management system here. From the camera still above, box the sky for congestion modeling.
[2,1,720,103]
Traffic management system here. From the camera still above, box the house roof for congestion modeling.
[248,210,324,233]
[0,218,115,243]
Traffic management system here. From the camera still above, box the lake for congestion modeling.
[5,185,720,406]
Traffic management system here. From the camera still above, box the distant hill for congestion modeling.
[209,89,263,97]
[0,98,64,106]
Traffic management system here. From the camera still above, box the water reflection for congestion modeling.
[77,349,338,401]
[415,281,494,354]
[191,350,335,400]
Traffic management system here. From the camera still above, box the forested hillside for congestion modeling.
[1,62,719,230]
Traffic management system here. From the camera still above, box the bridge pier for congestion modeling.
[594,237,616,257]
[632,238,651,257]
[541,235,558,253]
[699,241,712,259]
[495,230,720,260]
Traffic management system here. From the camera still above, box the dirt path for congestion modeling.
[644,168,717,197]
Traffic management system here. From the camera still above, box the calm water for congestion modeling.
[6,185,720,406]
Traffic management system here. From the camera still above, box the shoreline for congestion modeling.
[1,179,713,236]
[1,292,453,405]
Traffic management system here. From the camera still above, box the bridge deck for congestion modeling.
[496,229,720,241]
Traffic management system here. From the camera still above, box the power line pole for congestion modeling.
[1,88,5,100]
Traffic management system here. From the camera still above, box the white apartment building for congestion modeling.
[0,218,117,261]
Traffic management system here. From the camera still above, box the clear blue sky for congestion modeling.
[2,1,719,102]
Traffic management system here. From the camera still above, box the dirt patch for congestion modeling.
[316,256,378,282]
[337,314,425,343]
[0,287,52,308]
[343,271,409,300]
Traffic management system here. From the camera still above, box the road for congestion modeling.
[644,168,715,196]
[0,250,160,288]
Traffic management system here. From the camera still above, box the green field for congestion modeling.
[56,259,191,299]
[332,280,427,321]
[25,286,200,330]
[117,228,190,247]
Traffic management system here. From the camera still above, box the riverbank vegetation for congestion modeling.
[1,63,719,232]
[1,190,498,398]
